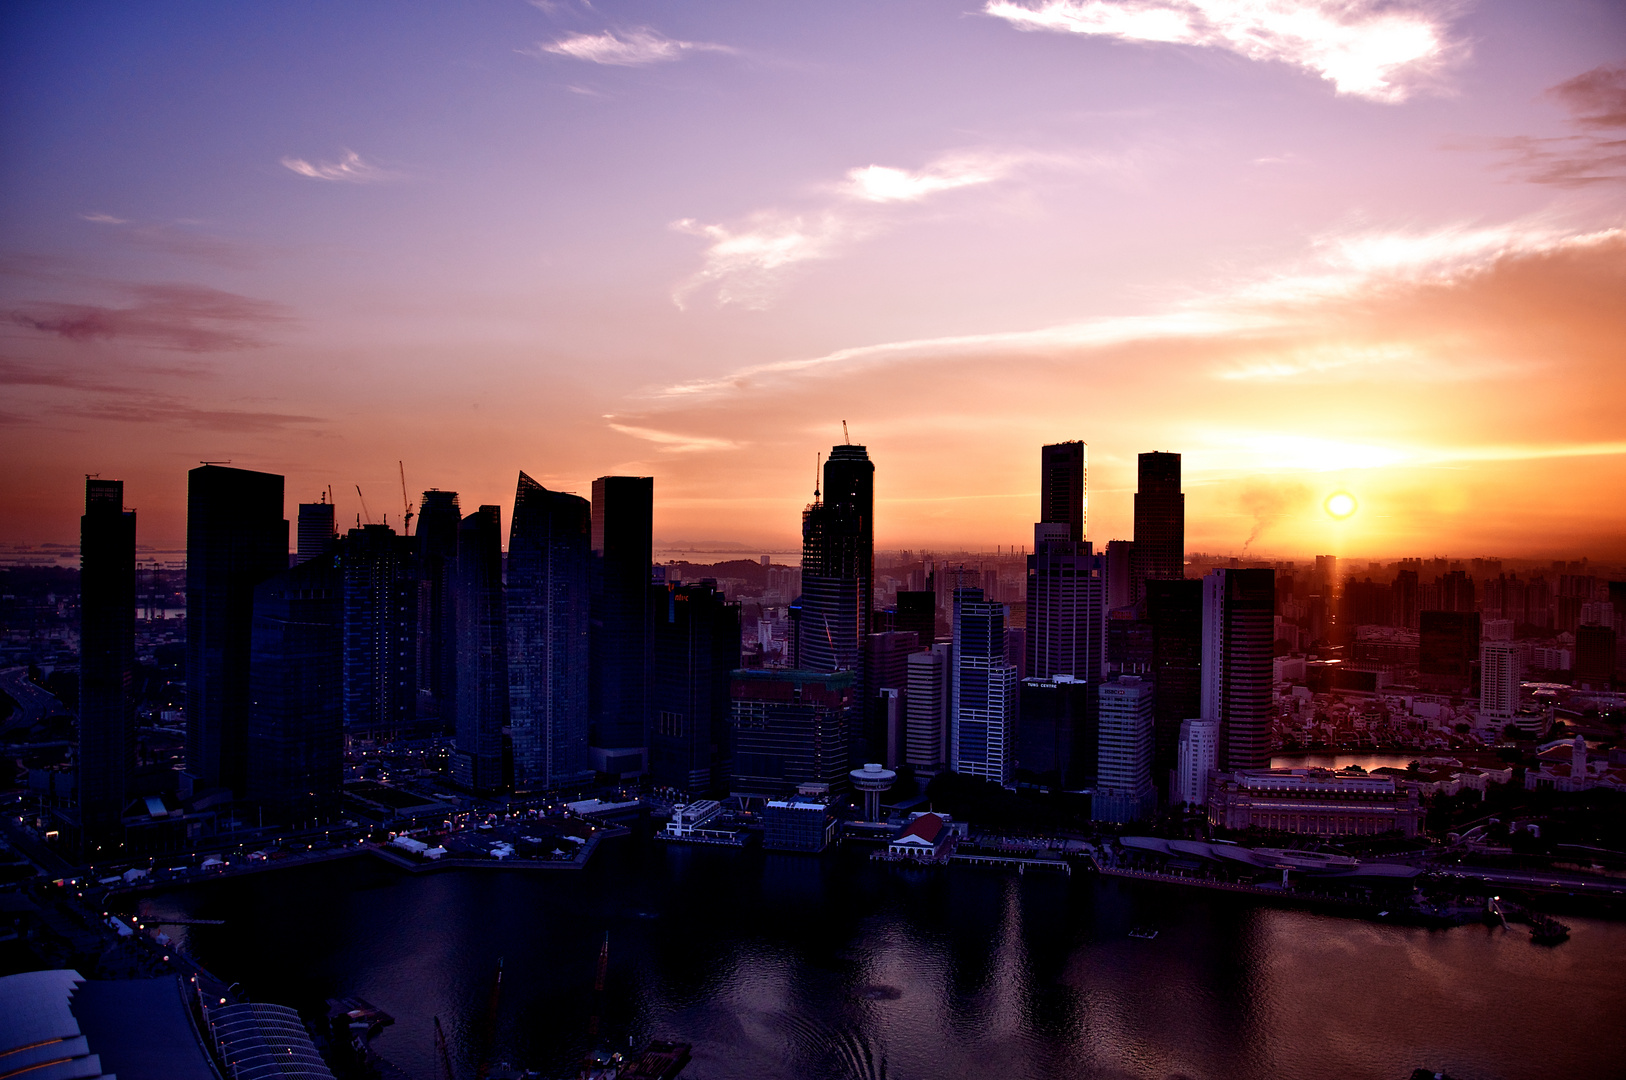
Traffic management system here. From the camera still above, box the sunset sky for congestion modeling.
[3,1,1623,560]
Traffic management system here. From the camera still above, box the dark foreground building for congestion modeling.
[452,505,507,793]
[590,475,654,774]
[78,477,135,854]
[648,580,740,793]
[730,669,853,797]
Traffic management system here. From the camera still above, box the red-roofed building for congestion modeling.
[888,813,953,862]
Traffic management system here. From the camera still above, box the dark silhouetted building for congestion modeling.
[1026,531,1105,682]
[905,644,951,774]
[1419,610,1480,692]
[78,477,135,852]
[452,506,507,792]
[186,465,288,797]
[296,498,335,565]
[730,669,853,797]
[1132,452,1184,602]
[338,523,420,740]
[247,551,342,823]
[1576,624,1617,689]
[894,590,936,647]
[1040,440,1086,542]
[1147,578,1203,785]
[507,473,592,791]
[415,489,461,720]
[796,445,874,679]
[1095,674,1156,822]
[863,629,918,767]
[1107,602,1153,676]
[1202,568,1274,771]
[648,580,740,793]
[590,476,654,773]
[1016,675,1094,789]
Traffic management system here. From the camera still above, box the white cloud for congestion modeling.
[672,150,1061,308]
[606,422,739,452]
[81,212,130,225]
[984,0,1460,102]
[535,28,733,66]
[280,150,388,183]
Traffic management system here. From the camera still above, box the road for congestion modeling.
[0,665,68,733]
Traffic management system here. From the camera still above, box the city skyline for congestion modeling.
[1,2,1623,559]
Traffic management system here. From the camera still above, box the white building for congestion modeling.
[1095,674,1155,822]
[1174,718,1219,807]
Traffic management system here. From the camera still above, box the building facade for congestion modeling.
[729,669,853,797]
[1173,718,1219,807]
[905,644,950,773]
[78,477,135,851]
[1207,768,1424,837]
[590,476,653,767]
[1201,568,1275,771]
[648,580,740,794]
[951,589,1017,783]
[1095,674,1155,822]
[1131,451,1184,603]
[452,505,507,792]
[1039,440,1086,542]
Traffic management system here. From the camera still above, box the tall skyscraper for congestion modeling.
[951,588,1017,783]
[1131,452,1184,602]
[186,465,287,797]
[507,472,592,791]
[415,489,461,719]
[1026,529,1106,682]
[1479,640,1521,723]
[1201,568,1275,771]
[78,477,135,852]
[1173,718,1219,807]
[905,643,950,774]
[296,498,335,564]
[590,476,654,769]
[796,444,874,677]
[730,669,853,797]
[1095,674,1155,822]
[862,629,918,765]
[1039,441,1086,542]
[247,551,342,823]
[338,523,420,740]
[1146,578,1203,786]
[648,580,740,793]
[451,505,507,793]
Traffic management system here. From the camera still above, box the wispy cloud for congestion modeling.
[78,212,253,268]
[80,212,130,225]
[8,283,291,351]
[673,150,1063,308]
[605,422,738,452]
[533,28,733,66]
[1482,65,1626,187]
[983,0,1461,102]
[280,150,389,182]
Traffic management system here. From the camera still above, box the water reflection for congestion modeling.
[146,833,1626,1080]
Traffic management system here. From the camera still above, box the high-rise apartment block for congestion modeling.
[1131,452,1184,602]
[951,589,1017,784]
[1479,639,1521,723]
[1173,718,1219,807]
[590,476,653,773]
[186,465,288,797]
[507,472,593,791]
[1095,674,1155,822]
[1201,567,1275,771]
[78,477,135,851]
[296,498,335,565]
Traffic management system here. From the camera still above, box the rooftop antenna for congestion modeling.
[842,420,850,445]
[398,460,414,533]
[814,452,821,499]
[199,460,231,465]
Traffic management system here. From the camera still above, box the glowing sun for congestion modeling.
[1325,491,1358,520]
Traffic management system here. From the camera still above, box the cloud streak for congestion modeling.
[606,422,738,453]
[983,0,1460,102]
[281,150,389,182]
[8,283,291,351]
[673,150,1059,308]
[1484,65,1626,187]
[534,28,733,66]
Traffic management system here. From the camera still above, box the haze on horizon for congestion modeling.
[2,1,1623,561]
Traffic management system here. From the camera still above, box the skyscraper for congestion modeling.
[507,472,592,791]
[338,523,420,740]
[1146,578,1203,786]
[1479,639,1521,723]
[296,497,335,564]
[415,489,461,719]
[1131,452,1184,602]
[590,475,653,771]
[78,477,135,852]
[797,444,873,678]
[905,643,950,774]
[1201,568,1275,771]
[951,589,1017,784]
[1095,674,1155,822]
[247,550,342,823]
[647,580,740,793]
[1025,529,1106,682]
[186,465,287,797]
[1173,718,1219,807]
[451,505,507,793]
[1039,440,1086,541]
[1016,675,1094,789]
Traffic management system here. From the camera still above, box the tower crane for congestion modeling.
[355,485,373,525]
[398,461,414,533]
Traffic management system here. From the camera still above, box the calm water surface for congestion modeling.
[141,833,1626,1080]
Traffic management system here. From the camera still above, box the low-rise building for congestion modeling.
[1207,768,1424,837]
[887,812,954,862]
[763,798,836,852]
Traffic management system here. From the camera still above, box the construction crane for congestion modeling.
[355,485,373,525]
[842,419,850,444]
[398,461,414,533]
